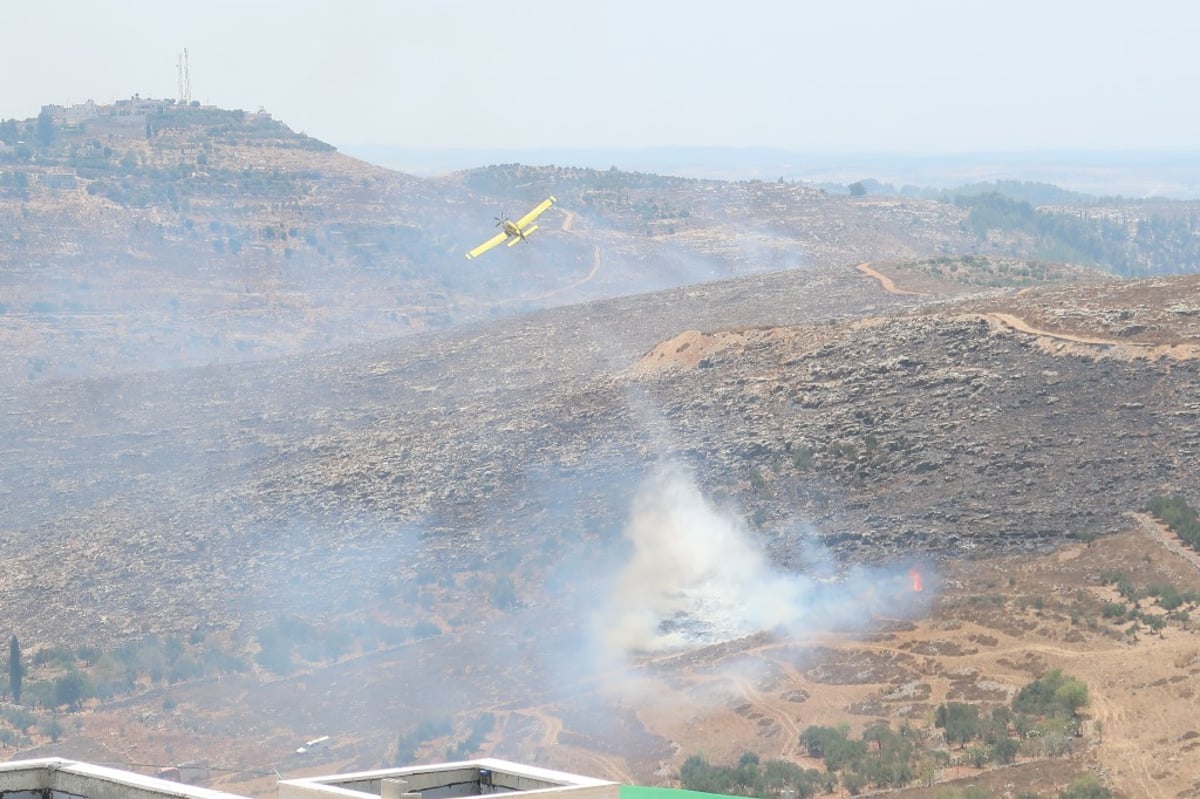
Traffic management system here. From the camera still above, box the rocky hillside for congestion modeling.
[8,106,1200,799]
[7,103,1200,387]
[4,235,1200,799]
[5,255,1200,649]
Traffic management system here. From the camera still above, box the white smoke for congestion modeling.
[597,462,929,656]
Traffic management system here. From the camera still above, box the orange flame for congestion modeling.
[909,568,924,592]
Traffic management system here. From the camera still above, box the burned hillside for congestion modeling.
[3,262,1198,647]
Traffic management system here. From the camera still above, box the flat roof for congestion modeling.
[278,758,619,799]
[0,757,617,799]
[0,758,249,799]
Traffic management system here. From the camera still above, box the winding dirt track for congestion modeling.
[507,206,601,302]
[855,261,1200,361]
[560,208,578,232]
[982,312,1125,346]
[854,262,930,296]
[982,312,1200,361]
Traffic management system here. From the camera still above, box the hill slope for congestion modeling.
[6,106,1200,798]
[4,262,1199,798]
[8,103,1200,387]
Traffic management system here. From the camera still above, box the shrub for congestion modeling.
[1101,602,1126,619]
[1146,494,1200,550]
[793,446,814,470]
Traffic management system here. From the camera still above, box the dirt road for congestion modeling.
[855,262,930,297]
[856,261,1200,361]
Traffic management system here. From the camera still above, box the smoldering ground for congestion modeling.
[589,461,934,658]
[315,456,935,775]
[445,457,940,743]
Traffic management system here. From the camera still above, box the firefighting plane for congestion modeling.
[465,196,557,260]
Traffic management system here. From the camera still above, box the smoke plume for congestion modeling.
[597,462,931,656]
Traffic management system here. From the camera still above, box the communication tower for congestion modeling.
[177,49,192,104]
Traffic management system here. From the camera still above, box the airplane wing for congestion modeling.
[465,231,510,260]
[514,196,557,232]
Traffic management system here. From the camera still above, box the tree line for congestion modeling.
[1146,493,1200,552]
[680,669,1099,798]
[957,192,1200,276]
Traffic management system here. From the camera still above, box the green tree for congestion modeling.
[936,702,981,747]
[1052,677,1089,717]
[761,759,819,799]
[52,670,88,709]
[38,717,63,742]
[1014,669,1088,718]
[841,771,867,795]
[735,752,761,793]
[990,735,1019,764]
[0,118,20,145]
[36,109,54,146]
[680,754,733,795]
[862,720,892,750]
[965,744,990,768]
[1059,773,1112,799]
[8,635,22,703]
[254,635,295,675]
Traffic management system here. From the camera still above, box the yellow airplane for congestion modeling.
[465,196,557,260]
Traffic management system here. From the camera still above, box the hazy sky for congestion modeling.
[4,0,1198,153]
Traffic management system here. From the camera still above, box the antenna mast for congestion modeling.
[177,48,192,104]
[183,48,191,104]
